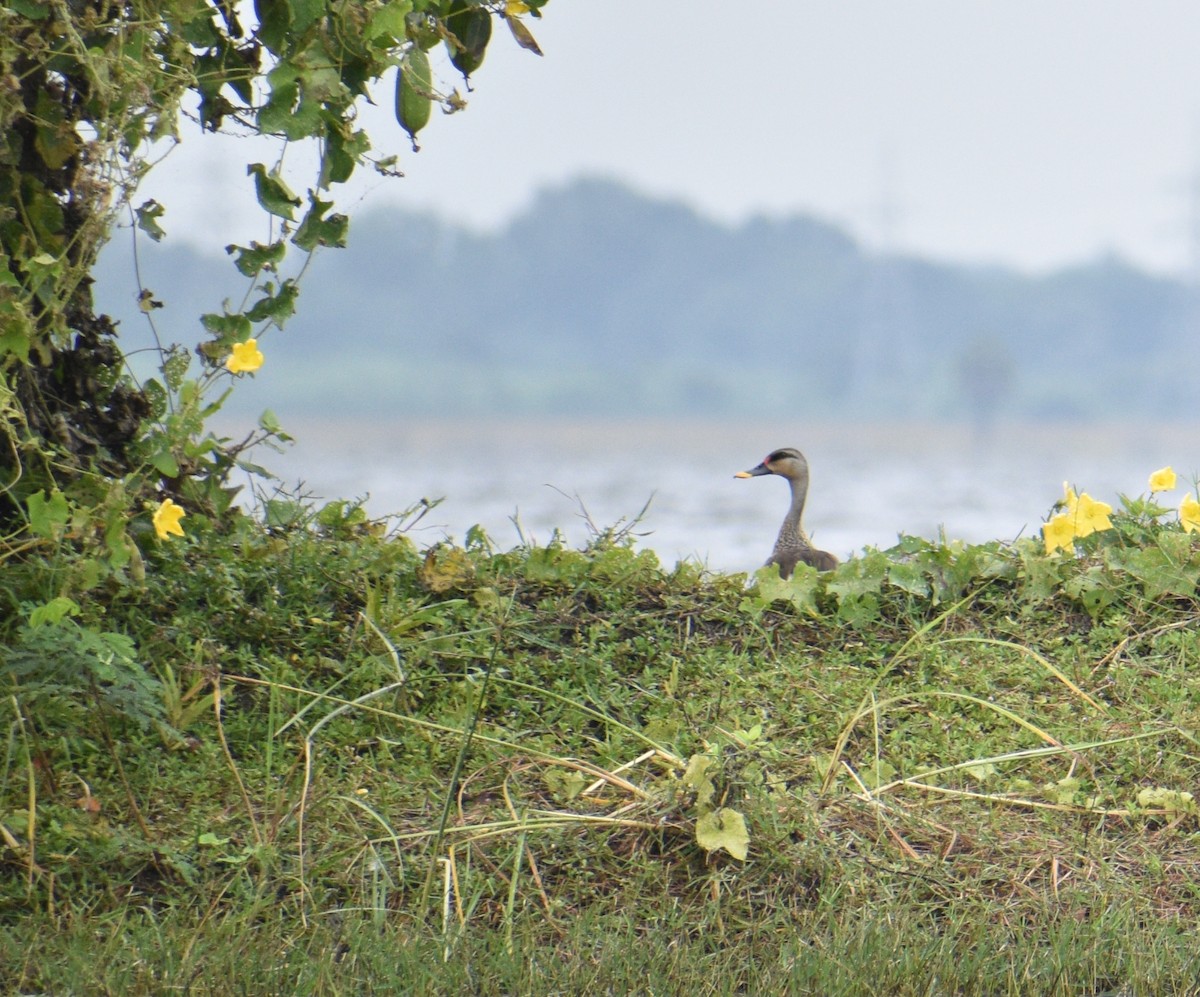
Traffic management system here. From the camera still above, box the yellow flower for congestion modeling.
[153,498,186,540]
[1181,494,1200,533]
[226,338,264,374]
[1149,466,1177,492]
[1072,492,1113,538]
[1043,513,1075,555]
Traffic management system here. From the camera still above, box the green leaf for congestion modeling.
[247,163,301,220]
[826,550,888,604]
[201,312,253,347]
[322,122,370,185]
[245,279,299,324]
[151,449,181,477]
[886,560,931,597]
[963,761,999,783]
[368,1,416,44]
[226,240,287,277]
[292,195,349,251]
[680,754,716,808]
[1111,545,1200,601]
[287,0,324,33]
[8,0,50,19]
[0,251,20,289]
[27,488,70,538]
[28,597,81,627]
[265,499,308,528]
[254,0,291,54]
[857,758,897,790]
[135,199,167,242]
[695,808,749,861]
[543,767,586,802]
[747,563,821,615]
[0,303,31,360]
[1062,566,1116,618]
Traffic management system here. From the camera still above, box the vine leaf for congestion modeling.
[225,241,288,277]
[293,195,349,251]
[695,808,749,861]
[135,200,167,242]
[248,164,302,220]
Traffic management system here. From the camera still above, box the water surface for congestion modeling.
[240,419,1199,574]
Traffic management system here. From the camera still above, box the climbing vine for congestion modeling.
[0,0,547,594]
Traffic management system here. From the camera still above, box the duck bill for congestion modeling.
[734,464,771,478]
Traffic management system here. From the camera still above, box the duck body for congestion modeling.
[735,447,838,577]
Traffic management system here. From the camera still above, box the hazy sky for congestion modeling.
[140,1,1200,275]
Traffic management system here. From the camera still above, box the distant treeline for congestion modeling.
[95,177,1199,421]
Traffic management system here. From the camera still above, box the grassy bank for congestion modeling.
[3,495,1200,994]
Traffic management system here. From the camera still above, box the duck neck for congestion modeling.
[775,472,810,549]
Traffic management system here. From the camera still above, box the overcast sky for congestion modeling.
[139,1,1200,275]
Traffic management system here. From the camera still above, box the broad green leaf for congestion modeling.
[322,123,370,185]
[255,0,291,55]
[293,195,349,251]
[543,768,586,802]
[368,2,416,45]
[963,761,999,783]
[200,312,253,347]
[0,303,31,360]
[8,0,50,18]
[695,808,749,861]
[135,199,167,241]
[287,0,324,33]
[857,758,896,790]
[748,563,821,615]
[151,449,181,477]
[247,163,301,219]
[886,560,930,597]
[28,597,81,627]
[225,241,287,277]
[34,85,79,170]
[245,280,299,324]
[299,63,345,104]
[265,498,307,528]
[826,551,887,603]
[27,488,70,538]
[257,81,303,137]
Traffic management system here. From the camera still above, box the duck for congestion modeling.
[735,447,838,577]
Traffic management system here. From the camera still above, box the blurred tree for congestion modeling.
[955,333,1015,439]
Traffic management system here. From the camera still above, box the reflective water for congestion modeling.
[243,419,1199,574]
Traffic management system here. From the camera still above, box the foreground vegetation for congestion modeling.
[19,4,1198,987]
[4,483,1200,994]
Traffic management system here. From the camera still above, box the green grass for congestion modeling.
[4,500,1200,994]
